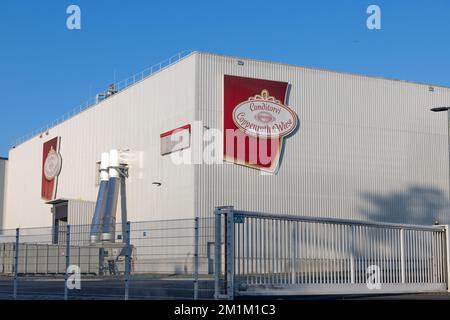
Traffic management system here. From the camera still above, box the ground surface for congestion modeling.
[0,276,214,300]
[0,276,449,300]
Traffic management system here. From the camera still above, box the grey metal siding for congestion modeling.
[4,54,197,229]
[68,199,96,226]
[195,53,450,225]
[68,199,96,245]
[4,52,450,230]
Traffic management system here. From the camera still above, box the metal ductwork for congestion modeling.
[101,149,121,242]
[90,149,128,244]
[89,152,110,243]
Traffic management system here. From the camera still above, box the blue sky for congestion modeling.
[0,0,449,156]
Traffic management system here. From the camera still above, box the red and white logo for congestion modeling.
[232,89,297,139]
[224,75,299,174]
[42,137,62,201]
[44,147,62,181]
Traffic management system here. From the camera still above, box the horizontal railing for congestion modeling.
[215,208,449,298]
[234,211,446,231]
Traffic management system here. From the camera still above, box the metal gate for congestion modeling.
[214,207,450,299]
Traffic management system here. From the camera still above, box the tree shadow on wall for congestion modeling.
[359,186,449,226]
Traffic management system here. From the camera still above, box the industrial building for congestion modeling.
[0,158,6,229]
[2,51,450,233]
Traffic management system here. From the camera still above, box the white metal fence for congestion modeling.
[214,207,450,299]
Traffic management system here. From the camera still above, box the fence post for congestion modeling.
[290,222,296,285]
[400,228,405,284]
[64,225,71,301]
[225,208,235,300]
[444,225,450,292]
[350,225,355,284]
[24,244,28,275]
[13,228,19,300]
[194,217,199,300]
[214,208,222,300]
[124,221,131,300]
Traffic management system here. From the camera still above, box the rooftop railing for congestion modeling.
[12,50,193,148]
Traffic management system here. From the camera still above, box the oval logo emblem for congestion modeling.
[232,90,298,139]
[255,111,275,124]
[44,148,62,181]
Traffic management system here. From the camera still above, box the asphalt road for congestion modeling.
[1,277,449,300]
[0,276,215,300]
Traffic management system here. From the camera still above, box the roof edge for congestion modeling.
[194,51,450,90]
[12,50,196,149]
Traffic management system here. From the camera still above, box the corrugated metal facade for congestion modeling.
[4,54,197,229]
[68,199,96,245]
[68,199,96,226]
[0,159,7,229]
[3,52,450,229]
[195,53,450,225]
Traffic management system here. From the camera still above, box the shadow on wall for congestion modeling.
[359,186,449,225]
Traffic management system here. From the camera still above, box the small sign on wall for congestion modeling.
[160,124,191,156]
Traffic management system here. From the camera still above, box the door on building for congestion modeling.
[51,200,68,245]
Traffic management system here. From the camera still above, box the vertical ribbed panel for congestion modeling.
[68,199,96,226]
[195,53,450,225]
[4,54,197,228]
[68,199,96,246]
[3,52,450,229]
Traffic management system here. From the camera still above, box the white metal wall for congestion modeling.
[4,52,450,230]
[195,53,450,225]
[4,54,198,229]
[68,199,96,226]
[0,159,7,229]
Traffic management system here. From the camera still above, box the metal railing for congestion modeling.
[214,207,450,299]
[0,218,215,300]
[1,211,448,300]
[12,50,193,148]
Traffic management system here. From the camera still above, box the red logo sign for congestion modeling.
[232,89,298,139]
[224,75,298,173]
[42,137,62,201]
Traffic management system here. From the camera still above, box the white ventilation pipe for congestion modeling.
[109,149,120,179]
[100,152,110,181]
[102,149,121,242]
[90,152,110,243]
